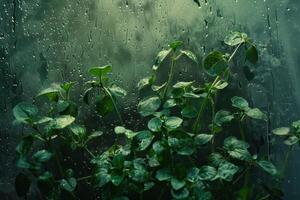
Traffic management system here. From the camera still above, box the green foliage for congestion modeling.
[12,31,295,199]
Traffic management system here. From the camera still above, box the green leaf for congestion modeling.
[83,87,93,104]
[36,84,61,101]
[228,148,252,161]
[246,45,258,64]
[181,104,197,118]
[151,82,167,92]
[16,158,31,169]
[94,168,111,187]
[112,154,125,169]
[137,76,155,90]
[168,137,195,156]
[111,170,124,186]
[135,131,154,151]
[209,153,226,167]
[144,182,155,191]
[170,41,183,51]
[16,135,34,156]
[13,103,38,124]
[57,100,70,113]
[224,31,248,46]
[148,117,163,132]
[195,134,214,146]
[164,117,183,130]
[180,50,198,64]
[152,49,172,71]
[60,177,77,192]
[173,81,194,89]
[217,161,239,182]
[272,127,290,136]
[171,178,186,190]
[33,150,52,163]
[88,131,103,141]
[95,95,114,116]
[15,173,31,197]
[224,137,251,161]
[69,124,86,143]
[215,81,228,90]
[109,84,127,97]
[129,159,149,183]
[231,96,249,110]
[257,160,277,176]
[61,81,76,92]
[155,168,172,181]
[152,141,165,154]
[37,171,54,195]
[115,126,127,134]
[245,108,267,120]
[186,167,200,183]
[126,130,138,139]
[115,126,137,139]
[203,51,228,76]
[284,136,299,146]
[171,187,190,199]
[198,166,217,181]
[292,120,300,130]
[49,115,75,129]
[243,66,255,81]
[177,140,195,155]
[214,110,234,126]
[34,117,53,125]
[89,65,112,77]
[137,96,161,117]
[163,99,177,108]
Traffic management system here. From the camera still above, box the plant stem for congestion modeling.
[282,145,293,177]
[223,43,243,80]
[193,76,220,133]
[103,86,124,125]
[210,97,216,152]
[84,146,96,158]
[158,186,165,200]
[51,143,64,178]
[233,166,250,185]
[239,120,246,140]
[228,43,243,62]
[162,56,176,101]
[77,175,92,182]
[139,192,144,200]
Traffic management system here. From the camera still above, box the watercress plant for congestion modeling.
[13,32,294,200]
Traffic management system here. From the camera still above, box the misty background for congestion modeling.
[1,0,300,199]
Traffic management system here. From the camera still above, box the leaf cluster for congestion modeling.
[13,32,293,200]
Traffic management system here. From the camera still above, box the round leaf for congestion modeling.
[137,96,161,117]
[198,166,217,181]
[195,134,214,146]
[164,117,183,130]
[231,96,249,110]
[148,117,163,132]
[13,103,38,124]
[224,31,248,46]
[33,150,52,163]
[49,115,75,129]
[89,65,112,77]
[155,168,172,181]
[246,45,258,64]
[272,127,290,136]
[257,160,277,176]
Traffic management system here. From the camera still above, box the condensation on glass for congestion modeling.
[0,0,299,199]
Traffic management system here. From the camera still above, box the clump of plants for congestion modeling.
[13,32,297,200]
